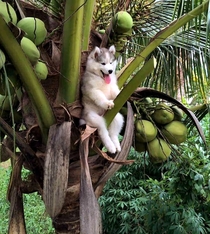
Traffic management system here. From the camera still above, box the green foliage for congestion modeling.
[0,166,10,233]
[23,193,55,234]
[0,166,55,234]
[126,0,210,102]
[99,116,210,234]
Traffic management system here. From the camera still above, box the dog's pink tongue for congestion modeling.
[104,75,111,84]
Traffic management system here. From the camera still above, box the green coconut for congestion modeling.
[148,138,171,163]
[152,103,174,125]
[0,94,11,110]
[0,65,21,95]
[34,61,48,80]
[0,88,21,111]
[0,49,6,69]
[135,141,147,153]
[17,17,47,46]
[162,120,188,144]
[135,119,157,143]
[20,37,40,64]
[113,11,133,34]
[0,94,19,111]
[0,1,17,24]
[171,105,184,121]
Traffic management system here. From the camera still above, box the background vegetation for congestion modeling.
[1,115,209,233]
[100,116,210,234]
[0,164,55,234]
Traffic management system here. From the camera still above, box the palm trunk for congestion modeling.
[52,154,106,234]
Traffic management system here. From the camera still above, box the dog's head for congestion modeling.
[87,45,117,81]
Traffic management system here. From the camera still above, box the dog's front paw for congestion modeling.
[107,144,116,154]
[116,144,121,153]
[107,100,114,110]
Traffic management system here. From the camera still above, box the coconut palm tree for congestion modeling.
[0,0,209,233]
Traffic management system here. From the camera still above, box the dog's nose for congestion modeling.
[108,70,113,74]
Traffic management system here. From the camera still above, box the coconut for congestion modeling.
[0,94,11,110]
[0,65,21,95]
[20,37,40,64]
[17,17,47,46]
[0,89,21,111]
[171,106,183,121]
[152,103,174,125]
[0,1,17,24]
[34,61,48,80]
[0,49,6,69]
[135,141,147,153]
[135,119,157,143]
[148,138,171,163]
[162,120,188,144]
[113,11,133,34]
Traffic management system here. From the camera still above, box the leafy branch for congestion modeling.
[118,0,210,88]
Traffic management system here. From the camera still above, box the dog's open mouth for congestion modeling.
[101,70,111,84]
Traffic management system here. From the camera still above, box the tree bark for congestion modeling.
[52,154,106,234]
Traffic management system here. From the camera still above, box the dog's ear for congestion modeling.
[109,45,116,55]
[89,46,101,59]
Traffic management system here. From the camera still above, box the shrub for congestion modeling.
[100,117,210,234]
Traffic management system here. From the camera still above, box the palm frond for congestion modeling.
[184,103,210,133]
[124,0,210,105]
[21,0,65,18]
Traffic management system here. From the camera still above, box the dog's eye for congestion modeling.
[101,63,105,65]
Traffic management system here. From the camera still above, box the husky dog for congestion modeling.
[80,45,124,154]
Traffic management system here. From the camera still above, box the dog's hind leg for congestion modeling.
[85,112,117,154]
[108,113,124,152]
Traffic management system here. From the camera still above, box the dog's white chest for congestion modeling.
[99,83,114,99]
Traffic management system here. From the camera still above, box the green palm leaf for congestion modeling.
[121,0,210,120]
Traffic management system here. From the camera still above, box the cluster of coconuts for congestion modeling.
[18,17,48,80]
[0,1,48,113]
[110,11,133,54]
[0,0,21,113]
[135,102,188,164]
[0,64,22,117]
[0,1,48,81]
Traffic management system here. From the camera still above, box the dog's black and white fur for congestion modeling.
[80,45,124,153]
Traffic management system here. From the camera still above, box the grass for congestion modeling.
[0,162,55,234]
[0,163,10,233]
